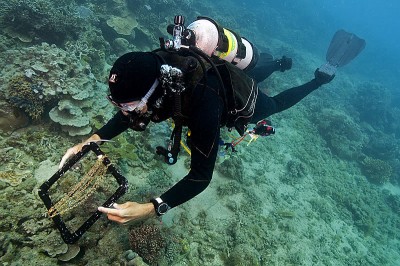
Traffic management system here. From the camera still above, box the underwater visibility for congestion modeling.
[0,0,399,265]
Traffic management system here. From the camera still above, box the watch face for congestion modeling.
[158,203,170,214]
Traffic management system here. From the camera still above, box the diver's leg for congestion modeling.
[246,53,292,83]
[251,79,319,122]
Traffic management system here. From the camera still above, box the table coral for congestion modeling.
[57,244,80,262]
[107,15,138,35]
[49,99,91,136]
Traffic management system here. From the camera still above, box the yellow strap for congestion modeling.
[168,118,192,156]
[228,132,251,144]
[180,140,191,156]
[216,29,236,58]
[247,134,259,146]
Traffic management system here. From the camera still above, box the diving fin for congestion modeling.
[319,29,366,76]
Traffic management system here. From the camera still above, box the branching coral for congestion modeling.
[129,224,166,264]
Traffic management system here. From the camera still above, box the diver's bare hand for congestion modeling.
[58,134,102,169]
[58,144,83,169]
[98,202,156,224]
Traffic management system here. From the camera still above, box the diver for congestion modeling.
[59,17,365,223]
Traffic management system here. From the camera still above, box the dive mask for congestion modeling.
[107,79,159,113]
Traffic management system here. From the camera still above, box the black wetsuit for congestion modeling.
[96,57,321,209]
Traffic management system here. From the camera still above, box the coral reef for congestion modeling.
[0,1,399,265]
[107,15,138,36]
[344,200,376,235]
[0,99,29,133]
[226,244,262,265]
[119,250,149,266]
[314,108,366,160]
[0,0,86,45]
[384,194,400,213]
[56,244,81,262]
[362,131,399,161]
[281,159,307,185]
[352,82,392,129]
[361,156,393,185]
[64,32,110,80]
[217,181,242,197]
[49,99,92,136]
[216,155,245,183]
[128,224,166,264]
[112,37,132,55]
[5,75,48,120]
[0,170,27,187]
[0,144,34,187]
[0,43,110,136]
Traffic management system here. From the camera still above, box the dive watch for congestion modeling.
[150,197,170,216]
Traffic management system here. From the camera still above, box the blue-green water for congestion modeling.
[0,0,399,265]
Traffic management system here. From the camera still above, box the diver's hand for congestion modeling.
[58,143,84,169]
[98,202,156,224]
[58,134,102,169]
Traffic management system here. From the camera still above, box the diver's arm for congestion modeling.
[98,73,223,222]
[98,129,220,222]
[95,110,130,140]
[157,78,223,208]
[97,110,220,221]
[159,134,219,208]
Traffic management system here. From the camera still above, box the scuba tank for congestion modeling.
[157,15,261,164]
[163,16,259,71]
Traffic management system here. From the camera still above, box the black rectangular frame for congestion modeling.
[38,142,128,244]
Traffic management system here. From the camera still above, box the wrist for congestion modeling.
[85,134,102,144]
[144,202,157,218]
[150,197,171,216]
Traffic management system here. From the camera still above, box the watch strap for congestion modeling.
[150,197,170,216]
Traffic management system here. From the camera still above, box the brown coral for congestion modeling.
[0,99,30,132]
[0,170,24,186]
[6,75,46,120]
[129,224,166,264]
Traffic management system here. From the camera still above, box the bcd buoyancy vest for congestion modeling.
[150,49,258,164]
[153,49,258,135]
